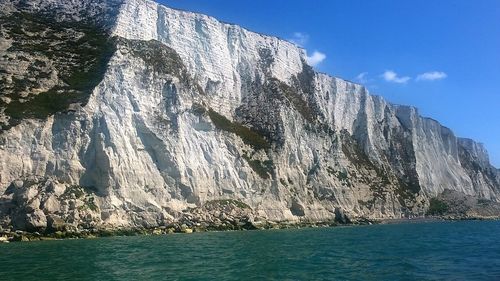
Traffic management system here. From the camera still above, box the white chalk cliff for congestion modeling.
[0,0,499,231]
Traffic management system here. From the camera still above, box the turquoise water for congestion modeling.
[1,221,499,280]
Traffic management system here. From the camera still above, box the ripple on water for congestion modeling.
[0,221,500,281]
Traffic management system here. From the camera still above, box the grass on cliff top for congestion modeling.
[208,109,270,150]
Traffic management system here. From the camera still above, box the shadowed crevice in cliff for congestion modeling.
[347,87,419,194]
[78,116,114,196]
[386,109,421,205]
[234,51,323,148]
[232,49,286,146]
[269,78,316,123]
[458,140,500,201]
[133,116,197,203]
[1,0,500,230]
[291,59,324,121]
[235,79,286,147]
[340,129,421,212]
[235,75,322,148]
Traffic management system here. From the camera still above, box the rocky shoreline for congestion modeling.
[0,195,376,243]
[3,215,499,243]
[2,191,500,243]
[0,218,376,243]
[1,0,500,235]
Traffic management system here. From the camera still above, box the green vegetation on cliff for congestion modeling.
[427,198,449,215]
[208,109,270,150]
[0,12,116,130]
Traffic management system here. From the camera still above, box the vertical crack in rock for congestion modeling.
[0,0,499,231]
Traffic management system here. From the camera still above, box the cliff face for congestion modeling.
[0,0,499,231]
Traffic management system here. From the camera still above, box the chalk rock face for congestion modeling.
[0,0,499,230]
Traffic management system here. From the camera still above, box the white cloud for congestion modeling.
[416,71,447,81]
[381,70,411,84]
[306,51,326,66]
[289,32,309,46]
[289,32,326,67]
[355,72,369,84]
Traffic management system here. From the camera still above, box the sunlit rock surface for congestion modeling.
[0,0,499,230]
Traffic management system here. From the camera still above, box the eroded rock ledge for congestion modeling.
[1,177,497,243]
[1,0,499,234]
[0,177,377,242]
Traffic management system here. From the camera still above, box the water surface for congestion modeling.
[1,220,499,280]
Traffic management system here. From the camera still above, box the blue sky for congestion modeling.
[160,0,500,167]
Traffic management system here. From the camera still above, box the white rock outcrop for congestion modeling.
[0,0,498,229]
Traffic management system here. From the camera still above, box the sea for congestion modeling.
[0,220,499,280]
